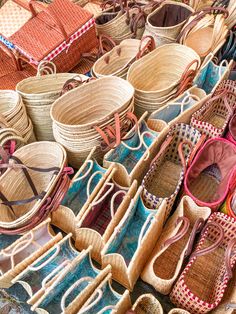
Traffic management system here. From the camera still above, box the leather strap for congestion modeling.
[225,238,236,279]
[163,216,190,248]
[184,218,205,257]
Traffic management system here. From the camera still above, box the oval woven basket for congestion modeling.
[16,73,86,141]
[0,141,67,230]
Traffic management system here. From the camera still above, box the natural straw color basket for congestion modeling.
[0,219,62,288]
[16,62,84,141]
[0,141,67,231]
[169,309,191,314]
[127,43,200,116]
[132,294,164,314]
[0,90,35,143]
[51,76,134,168]
[143,1,194,47]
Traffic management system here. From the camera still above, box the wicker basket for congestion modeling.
[141,196,211,295]
[170,212,236,313]
[51,76,135,168]
[0,219,62,288]
[132,294,164,314]
[0,141,69,233]
[143,1,194,47]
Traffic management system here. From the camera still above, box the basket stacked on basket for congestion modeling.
[51,76,135,168]
[127,43,201,117]
[0,89,35,149]
[16,63,87,141]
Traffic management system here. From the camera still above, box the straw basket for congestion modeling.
[0,90,35,143]
[0,219,62,288]
[127,43,200,116]
[178,7,228,58]
[0,141,69,233]
[16,63,85,141]
[51,76,135,168]
[132,294,164,314]
[143,1,194,47]
[170,212,236,313]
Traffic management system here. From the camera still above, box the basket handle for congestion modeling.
[187,134,206,167]
[177,6,229,42]
[163,216,190,248]
[150,135,173,168]
[191,222,224,258]
[0,42,22,71]
[225,238,236,279]
[28,0,69,41]
[177,140,193,174]
[136,35,155,59]
[184,218,205,257]
[177,60,199,97]
[80,288,103,314]
[29,243,61,271]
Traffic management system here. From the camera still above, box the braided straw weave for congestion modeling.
[143,1,194,47]
[0,141,67,230]
[51,76,134,168]
[0,219,62,288]
[132,294,164,314]
[127,43,200,116]
[16,63,83,141]
[170,212,236,313]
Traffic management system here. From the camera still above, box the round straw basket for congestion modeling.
[132,294,163,314]
[16,73,83,141]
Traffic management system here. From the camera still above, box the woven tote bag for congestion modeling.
[75,177,138,262]
[101,186,167,290]
[0,141,72,234]
[52,149,114,236]
[30,247,111,314]
[103,112,166,187]
[178,7,228,58]
[12,233,79,299]
[143,1,194,47]
[7,0,98,73]
[170,212,236,313]
[190,90,235,138]
[78,273,131,314]
[142,123,203,218]
[141,196,211,295]
[16,62,87,141]
[130,294,164,314]
[0,219,62,288]
[184,138,236,211]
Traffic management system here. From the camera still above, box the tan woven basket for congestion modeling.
[169,309,191,314]
[141,196,211,295]
[101,187,167,290]
[51,76,134,168]
[75,176,138,262]
[0,90,35,143]
[0,219,62,288]
[143,1,194,47]
[16,63,83,141]
[127,43,200,115]
[132,294,164,314]
[0,141,67,230]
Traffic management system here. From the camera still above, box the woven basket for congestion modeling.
[0,219,62,288]
[127,43,200,115]
[101,187,167,290]
[190,90,235,138]
[0,141,68,232]
[75,177,138,262]
[179,7,228,58]
[0,90,35,143]
[132,294,164,314]
[141,196,211,295]
[51,76,134,168]
[142,123,202,218]
[170,212,236,313]
[16,64,84,141]
[184,137,236,211]
[143,1,194,47]
[169,310,191,314]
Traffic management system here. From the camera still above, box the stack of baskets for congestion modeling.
[51,76,134,168]
[0,90,35,148]
[16,64,87,141]
[127,43,201,117]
